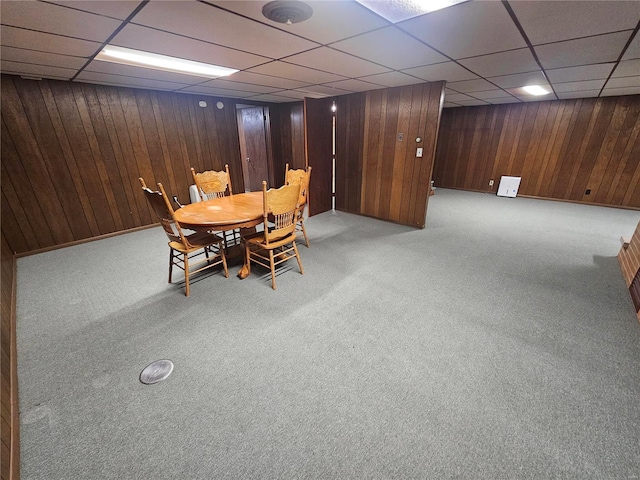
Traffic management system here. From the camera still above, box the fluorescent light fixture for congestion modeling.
[521,85,551,96]
[95,46,238,78]
[355,0,468,22]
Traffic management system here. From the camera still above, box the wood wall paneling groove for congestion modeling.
[433,96,640,209]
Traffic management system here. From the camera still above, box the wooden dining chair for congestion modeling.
[243,181,304,290]
[190,165,233,200]
[284,163,312,247]
[190,165,239,247]
[139,177,228,296]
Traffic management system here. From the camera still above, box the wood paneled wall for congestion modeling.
[268,102,305,185]
[433,96,640,208]
[619,222,640,321]
[335,82,445,228]
[1,231,19,480]
[1,74,244,255]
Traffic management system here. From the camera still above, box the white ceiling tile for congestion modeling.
[75,71,191,91]
[225,71,310,90]
[209,0,389,44]
[402,62,478,83]
[174,85,258,98]
[556,90,602,100]
[0,1,122,42]
[0,26,101,57]
[197,79,280,95]
[458,48,539,78]
[131,1,318,59]
[111,24,270,70]
[443,102,462,108]
[323,78,385,92]
[46,0,142,20]
[489,71,549,89]
[613,59,640,78]
[471,89,515,100]
[1,60,76,79]
[284,47,391,77]
[331,26,447,70]
[553,79,607,93]
[600,86,640,96]
[622,32,640,60]
[511,1,640,45]
[247,61,347,84]
[446,78,497,93]
[535,32,632,70]
[399,1,526,59]
[358,71,427,87]
[545,64,615,83]
[84,59,212,84]
[606,76,640,89]
[445,93,476,102]
[486,97,521,105]
[294,85,351,97]
[455,99,491,106]
[1,46,87,70]
[248,92,307,102]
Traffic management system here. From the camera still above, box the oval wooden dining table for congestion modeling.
[173,191,263,279]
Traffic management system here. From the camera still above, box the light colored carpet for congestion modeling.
[16,189,640,479]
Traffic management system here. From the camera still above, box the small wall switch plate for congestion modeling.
[489,179,494,186]
[416,147,423,157]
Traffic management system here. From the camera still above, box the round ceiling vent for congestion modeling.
[262,0,313,24]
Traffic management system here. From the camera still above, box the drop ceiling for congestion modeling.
[1,0,639,107]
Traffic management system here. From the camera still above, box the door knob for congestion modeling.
[246,157,250,162]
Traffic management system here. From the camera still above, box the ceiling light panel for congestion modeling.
[355,0,468,23]
[95,46,239,78]
[85,59,221,84]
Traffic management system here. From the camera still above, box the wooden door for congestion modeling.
[304,97,334,216]
[237,106,270,192]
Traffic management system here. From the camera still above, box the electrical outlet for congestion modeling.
[489,179,494,186]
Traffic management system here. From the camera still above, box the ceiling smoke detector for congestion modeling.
[262,0,313,24]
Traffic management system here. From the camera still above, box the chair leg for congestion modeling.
[220,242,229,278]
[269,249,276,290]
[299,218,310,247]
[293,241,304,275]
[168,248,175,283]
[183,252,190,297]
